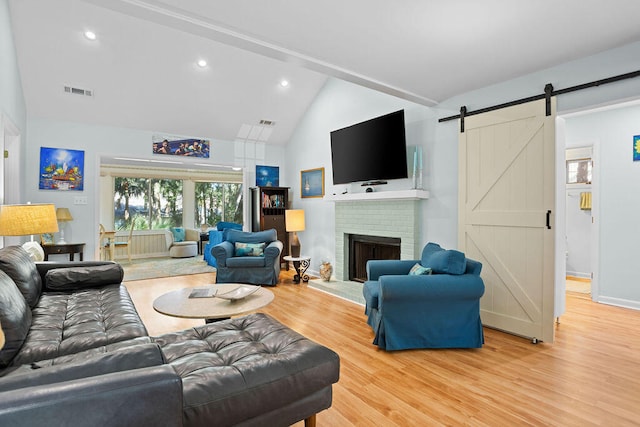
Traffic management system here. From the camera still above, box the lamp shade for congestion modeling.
[285,209,305,232]
[0,320,4,350]
[0,204,59,236]
[56,207,73,222]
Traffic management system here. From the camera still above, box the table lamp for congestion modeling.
[0,203,59,260]
[55,207,73,244]
[285,209,305,257]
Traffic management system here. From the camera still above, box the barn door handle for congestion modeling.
[546,210,552,229]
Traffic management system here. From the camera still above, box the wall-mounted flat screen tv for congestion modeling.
[330,110,408,185]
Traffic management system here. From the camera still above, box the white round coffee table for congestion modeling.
[153,283,274,323]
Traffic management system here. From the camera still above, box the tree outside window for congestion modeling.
[195,182,243,228]
[114,177,183,230]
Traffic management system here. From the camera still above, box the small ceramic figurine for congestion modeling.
[319,261,333,282]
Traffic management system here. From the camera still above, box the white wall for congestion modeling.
[283,78,444,274]
[23,117,285,260]
[0,0,26,131]
[564,103,640,309]
[0,0,27,247]
[432,41,640,310]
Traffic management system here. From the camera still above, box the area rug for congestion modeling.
[308,279,365,306]
[122,257,216,282]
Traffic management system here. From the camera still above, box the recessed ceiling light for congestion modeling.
[280,79,289,87]
[197,59,207,68]
[84,31,97,41]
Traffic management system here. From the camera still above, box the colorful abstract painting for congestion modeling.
[634,135,640,161]
[39,147,84,191]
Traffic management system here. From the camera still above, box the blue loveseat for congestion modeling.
[363,242,485,350]
[211,228,283,286]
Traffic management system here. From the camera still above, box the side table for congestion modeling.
[283,255,310,284]
[42,243,86,261]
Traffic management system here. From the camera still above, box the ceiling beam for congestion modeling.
[82,0,439,107]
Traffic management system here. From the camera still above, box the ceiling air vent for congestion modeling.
[64,86,93,97]
[259,119,275,126]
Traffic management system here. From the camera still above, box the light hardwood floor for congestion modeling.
[125,272,640,427]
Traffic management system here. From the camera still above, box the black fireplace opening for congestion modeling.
[348,234,401,282]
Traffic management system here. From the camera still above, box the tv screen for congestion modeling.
[330,110,408,185]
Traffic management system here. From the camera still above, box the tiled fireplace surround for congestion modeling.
[334,200,421,281]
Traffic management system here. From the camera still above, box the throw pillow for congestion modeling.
[234,242,266,257]
[45,264,125,291]
[408,263,432,276]
[424,248,467,275]
[171,227,185,243]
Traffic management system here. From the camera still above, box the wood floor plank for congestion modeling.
[124,271,640,426]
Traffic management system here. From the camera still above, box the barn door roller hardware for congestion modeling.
[440,69,640,133]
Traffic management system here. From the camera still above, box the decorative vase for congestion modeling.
[319,261,333,282]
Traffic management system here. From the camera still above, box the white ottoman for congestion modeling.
[169,241,198,258]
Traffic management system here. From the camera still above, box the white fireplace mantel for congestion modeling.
[324,189,429,202]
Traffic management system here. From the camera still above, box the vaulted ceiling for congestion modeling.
[9,0,640,146]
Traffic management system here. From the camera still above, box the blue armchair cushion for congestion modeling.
[421,242,467,275]
[216,221,242,231]
[226,228,277,245]
[408,263,432,276]
[234,242,265,257]
[170,227,185,243]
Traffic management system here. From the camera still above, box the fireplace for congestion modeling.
[333,198,422,281]
[348,234,401,282]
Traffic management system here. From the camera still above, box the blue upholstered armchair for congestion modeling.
[203,222,242,267]
[211,228,283,286]
[363,242,485,350]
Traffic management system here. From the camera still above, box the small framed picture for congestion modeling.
[40,233,54,245]
[301,167,325,198]
[256,165,279,187]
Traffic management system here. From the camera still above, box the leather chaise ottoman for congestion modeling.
[155,313,340,426]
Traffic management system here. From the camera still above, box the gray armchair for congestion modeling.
[211,228,283,286]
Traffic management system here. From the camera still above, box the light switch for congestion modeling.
[74,196,88,205]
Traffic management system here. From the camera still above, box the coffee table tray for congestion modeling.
[216,285,260,300]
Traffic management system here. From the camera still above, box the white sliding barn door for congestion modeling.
[459,99,556,343]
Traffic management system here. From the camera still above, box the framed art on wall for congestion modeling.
[152,135,210,158]
[301,167,324,198]
[256,165,279,187]
[39,147,84,191]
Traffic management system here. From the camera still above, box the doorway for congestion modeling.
[1,114,22,247]
[564,146,594,297]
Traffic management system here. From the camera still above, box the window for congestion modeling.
[566,159,592,184]
[195,182,243,227]
[114,177,183,230]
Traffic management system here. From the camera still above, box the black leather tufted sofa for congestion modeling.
[0,246,340,426]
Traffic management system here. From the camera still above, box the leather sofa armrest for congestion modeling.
[0,365,183,427]
[263,240,283,262]
[366,259,417,281]
[0,343,166,392]
[36,261,117,283]
[212,241,234,267]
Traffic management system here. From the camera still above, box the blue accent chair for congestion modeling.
[203,222,242,267]
[363,242,485,350]
[212,228,283,286]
